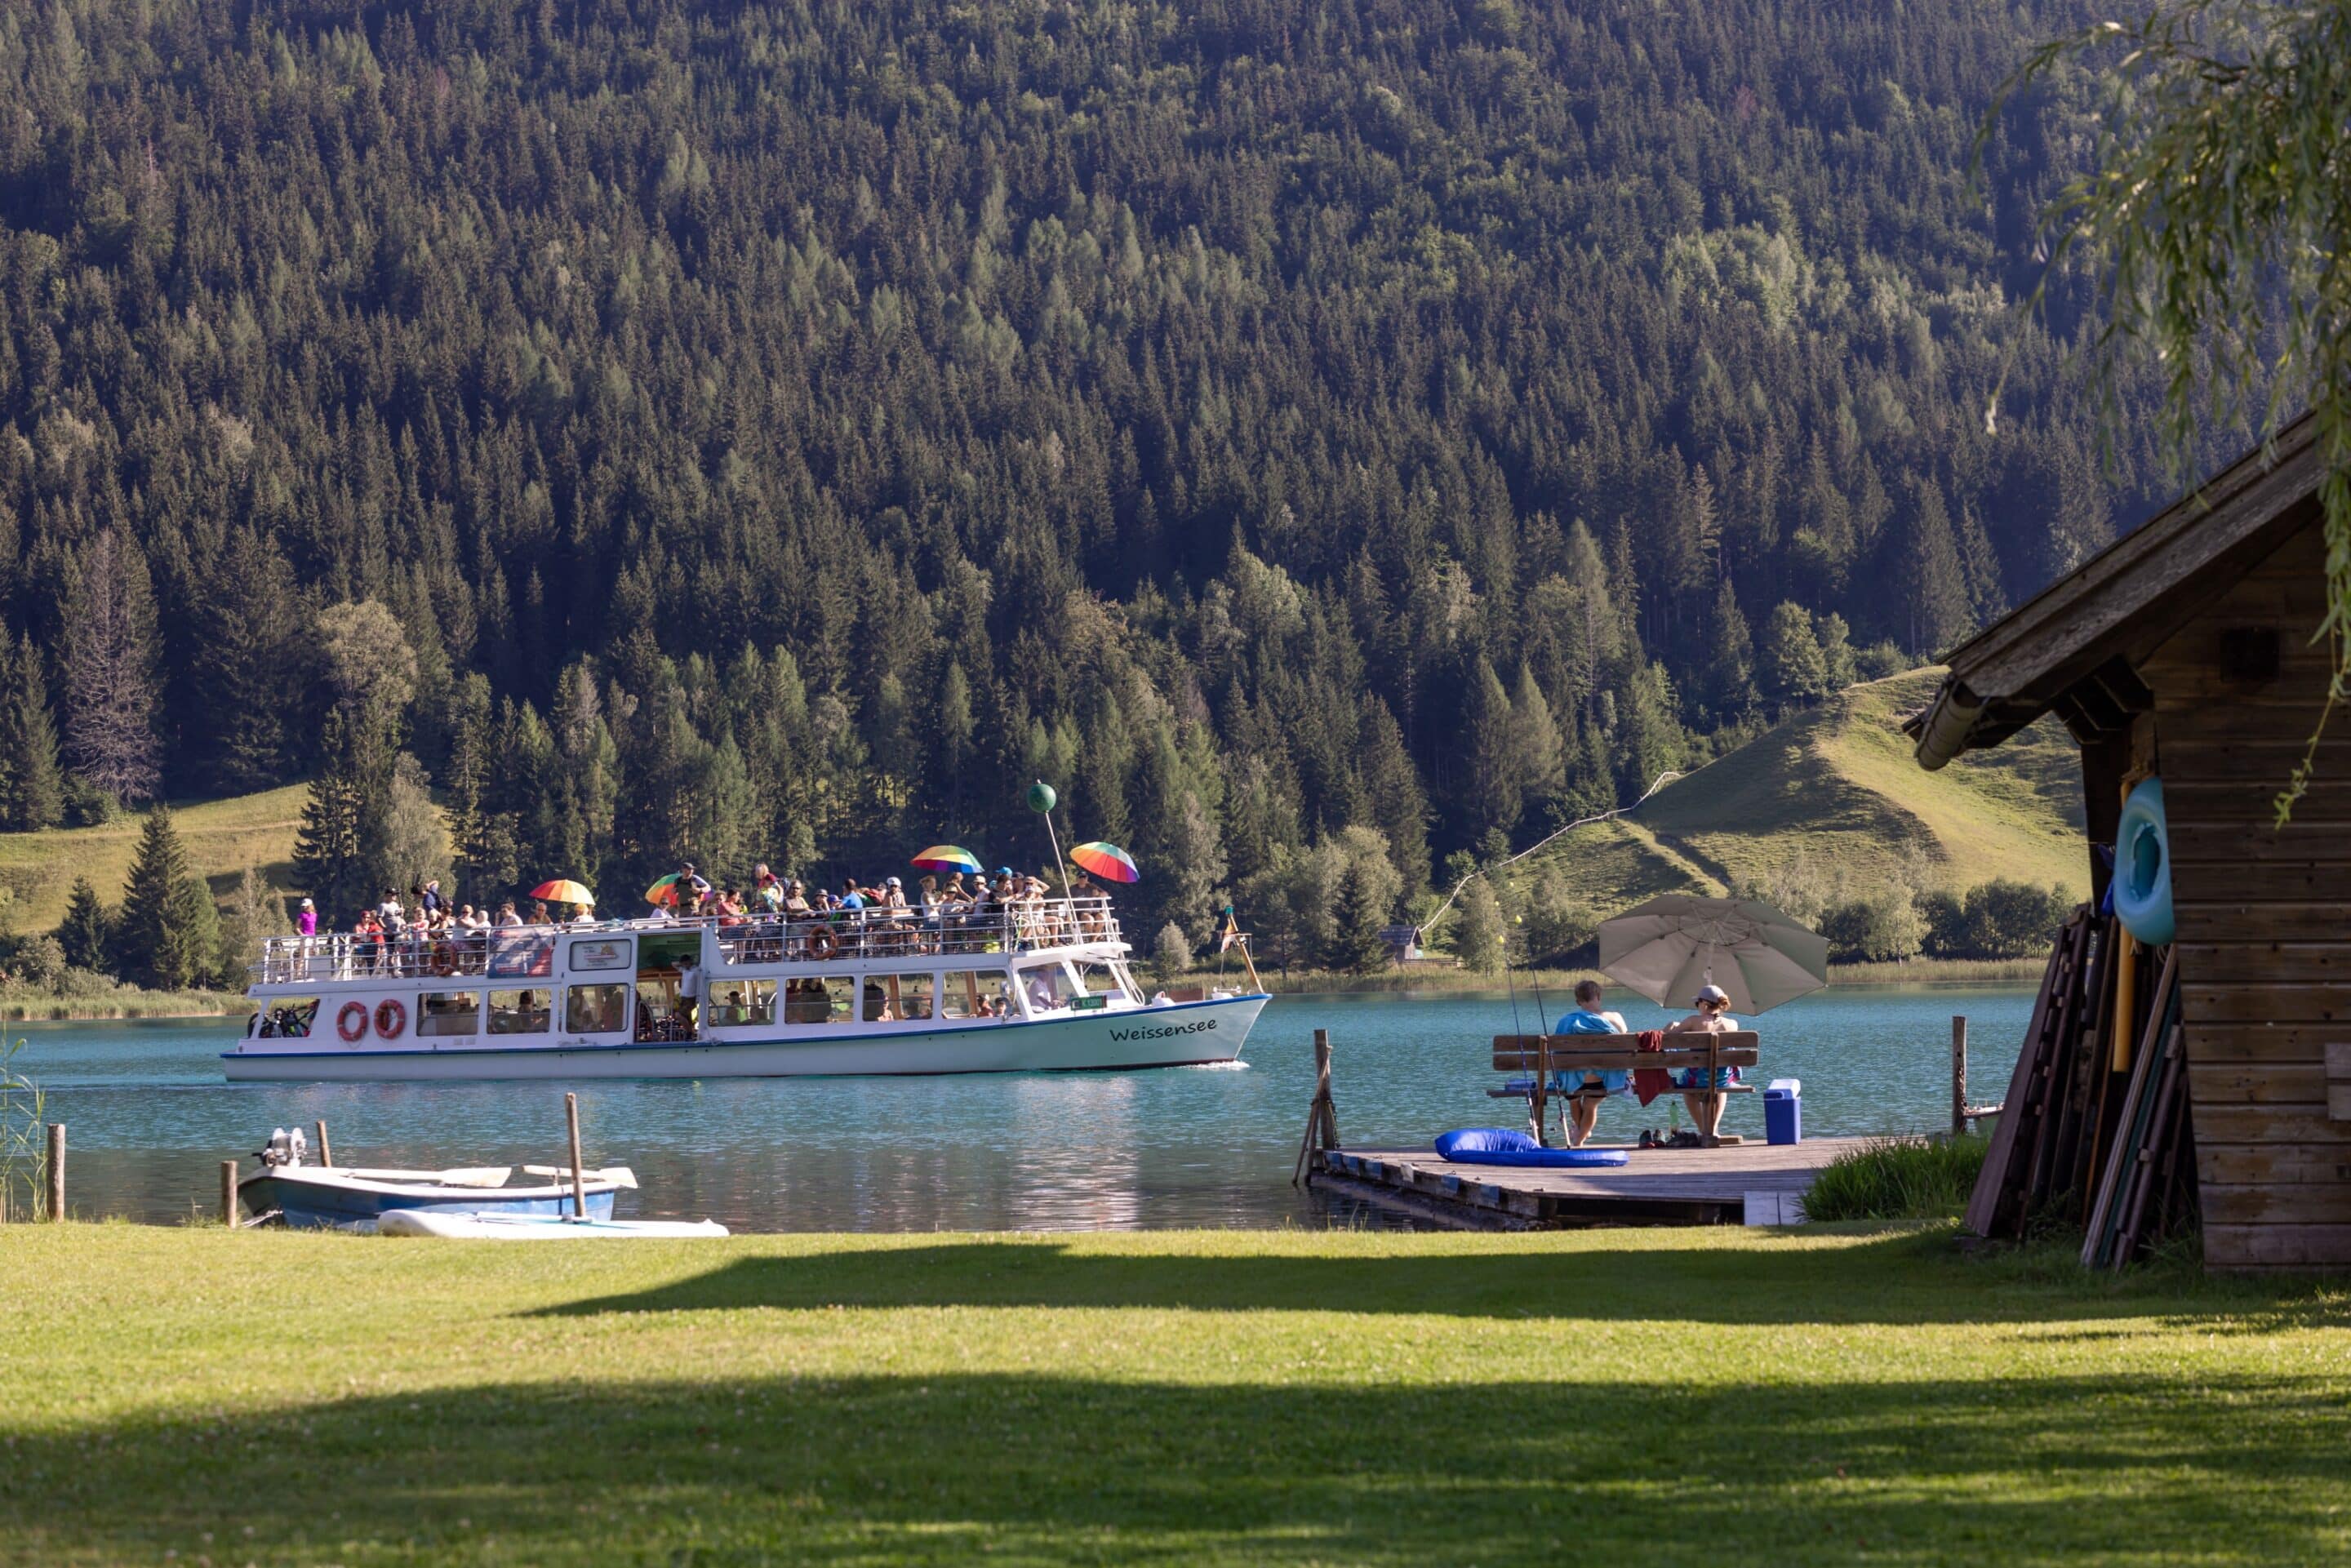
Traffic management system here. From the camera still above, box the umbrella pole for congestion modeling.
[1041,807,1073,899]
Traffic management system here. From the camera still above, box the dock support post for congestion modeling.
[315,1119,334,1168]
[44,1122,63,1221]
[1292,1030,1340,1186]
[221,1159,239,1228]
[565,1093,589,1220]
[1952,1016,1967,1136]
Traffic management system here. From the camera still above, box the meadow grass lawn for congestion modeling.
[2,1224,2347,1566]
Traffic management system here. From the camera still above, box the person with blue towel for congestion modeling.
[1553,979,1629,1147]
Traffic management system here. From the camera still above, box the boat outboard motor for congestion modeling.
[258,1126,309,1169]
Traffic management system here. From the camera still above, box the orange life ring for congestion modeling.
[805,926,838,961]
[375,998,407,1039]
[337,1001,369,1042]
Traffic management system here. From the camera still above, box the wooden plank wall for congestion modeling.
[2140,522,2351,1269]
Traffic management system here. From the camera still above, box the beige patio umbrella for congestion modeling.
[1596,894,1829,1015]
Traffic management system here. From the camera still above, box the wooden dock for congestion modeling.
[1309,1137,1871,1230]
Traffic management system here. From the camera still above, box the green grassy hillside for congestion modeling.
[0,786,308,934]
[1498,669,2084,922]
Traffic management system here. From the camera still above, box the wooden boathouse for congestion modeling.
[1909,414,2350,1271]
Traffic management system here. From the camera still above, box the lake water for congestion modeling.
[13,987,2031,1231]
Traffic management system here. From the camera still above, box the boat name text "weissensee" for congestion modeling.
[1107,1019,1222,1042]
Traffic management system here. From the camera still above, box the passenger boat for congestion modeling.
[225,895,1266,1081]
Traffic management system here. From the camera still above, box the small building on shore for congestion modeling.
[1909,414,2349,1271]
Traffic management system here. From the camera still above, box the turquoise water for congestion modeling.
[15,986,2030,1230]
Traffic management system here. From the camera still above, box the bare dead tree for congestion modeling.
[62,528,161,804]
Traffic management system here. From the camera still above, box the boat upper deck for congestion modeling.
[251,896,1127,988]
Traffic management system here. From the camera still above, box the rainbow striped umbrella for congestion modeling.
[1069,842,1140,883]
[529,879,595,905]
[913,845,985,875]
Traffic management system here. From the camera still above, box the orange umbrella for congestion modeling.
[529,879,594,905]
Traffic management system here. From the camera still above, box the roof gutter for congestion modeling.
[1909,679,1984,771]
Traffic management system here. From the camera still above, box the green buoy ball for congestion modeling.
[1027,780,1058,814]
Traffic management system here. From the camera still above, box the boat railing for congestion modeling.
[250,897,1126,985]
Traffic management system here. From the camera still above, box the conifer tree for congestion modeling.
[292,708,373,926]
[1893,478,1973,657]
[159,871,223,991]
[198,527,300,791]
[54,875,111,974]
[0,633,63,830]
[1331,858,1394,975]
[1464,658,1523,841]
[1509,665,1566,823]
[1704,593,1759,719]
[115,806,193,985]
[1358,697,1430,895]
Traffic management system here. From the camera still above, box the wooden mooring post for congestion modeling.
[314,1119,334,1168]
[45,1122,63,1221]
[221,1160,240,1228]
[1292,1029,1340,1186]
[565,1092,589,1220]
[1952,1016,1967,1137]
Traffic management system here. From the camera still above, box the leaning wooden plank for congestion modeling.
[2024,914,2095,1216]
[2112,1026,2187,1269]
[2082,1013,2167,1268]
[1965,910,2078,1238]
[2081,953,2178,1266]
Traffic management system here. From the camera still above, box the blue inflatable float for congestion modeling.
[2113,775,2175,945]
[1433,1128,1631,1168]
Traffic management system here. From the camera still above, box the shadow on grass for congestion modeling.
[7,1368,2347,1563]
[528,1230,2351,1330]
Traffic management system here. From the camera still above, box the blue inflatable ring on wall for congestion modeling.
[2113,776,2175,945]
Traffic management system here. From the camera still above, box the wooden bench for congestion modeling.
[1491,1033,1761,1147]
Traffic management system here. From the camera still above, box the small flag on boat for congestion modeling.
[1218,906,1242,953]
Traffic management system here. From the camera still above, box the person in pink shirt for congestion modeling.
[296,898,318,937]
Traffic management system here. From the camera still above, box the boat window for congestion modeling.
[1020,965,1082,1014]
[1072,963,1126,1008]
[565,983,629,1035]
[416,991,482,1037]
[708,978,775,1028]
[568,936,633,972]
[781,976,849,1025]
[253,998,320,1038]
[890,973,934,1021]
[940,969,1013,1020]
[487,989,553,1035]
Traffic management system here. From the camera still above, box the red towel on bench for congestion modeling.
[1632,1029,1673,1107]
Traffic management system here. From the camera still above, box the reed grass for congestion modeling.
[1802,1133,1990,1221]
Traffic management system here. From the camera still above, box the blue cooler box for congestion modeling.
[1763,1078,1802,1146]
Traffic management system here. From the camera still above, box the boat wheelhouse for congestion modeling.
[226,895,1265,1081]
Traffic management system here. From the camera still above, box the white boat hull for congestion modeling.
[380,1210,727,1239]
[223,994,1266,1082]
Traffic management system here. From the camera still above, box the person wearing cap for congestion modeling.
[1666,982,1741,1143]
[1551,979,1629,1147]
[296,897,318,938]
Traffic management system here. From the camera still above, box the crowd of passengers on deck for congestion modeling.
[282,861,1118,979]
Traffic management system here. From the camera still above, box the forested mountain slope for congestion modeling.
[0,1,2209,938]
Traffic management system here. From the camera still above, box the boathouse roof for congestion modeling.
[1906,412,2324,770]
